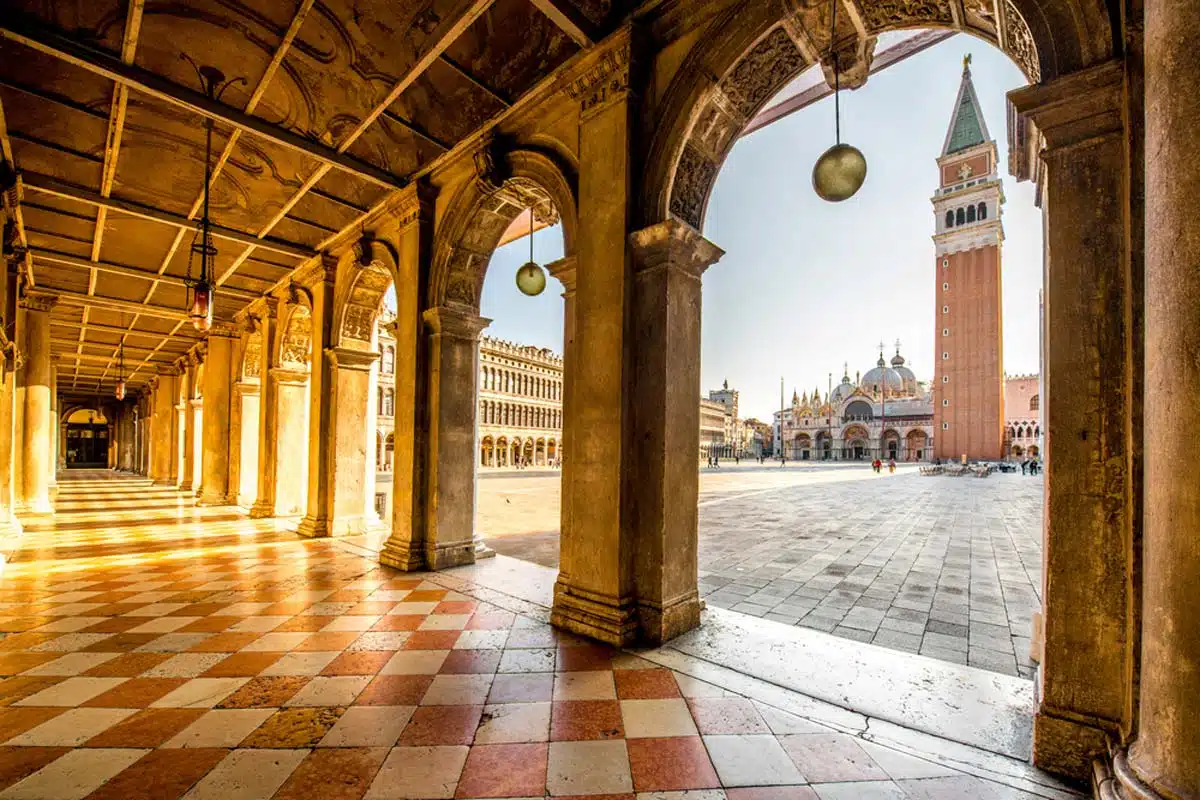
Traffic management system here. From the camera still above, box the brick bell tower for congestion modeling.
[932,55,1005,461]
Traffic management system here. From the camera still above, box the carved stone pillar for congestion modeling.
[197,328,235,506]
[1009,62,1137,781]
[551,35,639,645]
[297,256,337,538]
[381,305,487,569]
[48,365,58,492]
[380,188,432,570]
[18,293,55,514]
[250,300,279,518]
[546,255,577,574]
[271,368,309,516]
[628,220,723,643]
[189,398,203,496]
[1120,4,1200,797]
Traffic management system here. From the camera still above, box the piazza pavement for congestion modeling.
[479,463,1044,679]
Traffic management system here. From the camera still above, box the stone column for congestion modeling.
[382,305,487,569]
[18,293,56,514]
[0,259,20,532]
[233,381,259,505]
[48,365,58,492]
[297,256,337,538]
[58,424,67,470]
[178,360,196,491]
[197,327,235,506]
[321,347,379,536]
[628,220,723,643]
[250,299,279,518]
[227,377,245,505]
[1121,4,1200,797]
[149,371,176,484]
[106,424,116,469]
[363,328,382,529]
[547,255,577,575]
[551,35,638,645]
[271,368,309,516]
[1009,62,1137,781]
[189,399,203,495]
[381,192,432,570]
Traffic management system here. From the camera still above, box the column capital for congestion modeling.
[565,29,636,118]
[387,179,437,232]
[1008,60,1123,153]
[156,365,181,377]
[422,305,491,342]
[629,219,725,280]
[325,346,379,372]
[546,255,578,293]
[205,323,240,340]
[319,251,339,284]
[269,367,310,385]
[18,292,56,313]
[233,380,260,396]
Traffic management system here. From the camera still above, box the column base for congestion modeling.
[379,539,426,572]
[248,503,276,519]
[195,492,230,507]
[177,481,193,492]
[551,577,638,647]
[151,479,175,486]
[16,497,54,517]
[1113,748,1170,800]
[474,538,496,560]
[637,590,702,646]
[1032,708,1111,782]
[296,515,329,538]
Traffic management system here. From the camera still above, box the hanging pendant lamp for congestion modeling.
[182,58,244,331]
[114,313,127,400]
[515,207,546,296]
[812,0,867,202]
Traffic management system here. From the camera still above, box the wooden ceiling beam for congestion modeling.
[22,172,314,260]
[526,0,598,47]
[437,55,513,107]
[44,288,200,322]
[49,318,202,341]
[31,247,261,302]
[0,13,407,191]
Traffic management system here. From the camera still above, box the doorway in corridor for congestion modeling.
[64,409,108,469]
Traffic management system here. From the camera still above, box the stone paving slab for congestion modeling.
[479,465,1044,680]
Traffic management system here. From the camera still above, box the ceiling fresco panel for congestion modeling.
[133,0,285,112]
[97,215,185,271]
[234,259,294,284]
[442,0,578,99]
[7,0,128,53]
[33,268,90,295]
[21,205,98,245]
[312,170,389,213]
[94,272,159,303]
[286,190,362,236]
[210,131,321,235]
[111,97,230,217]
[392,65,505,150]
[269,216,328,248]
[342,119,428,176]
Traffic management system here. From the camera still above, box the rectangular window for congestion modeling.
[942,328,949,336]
[942,352,949,360]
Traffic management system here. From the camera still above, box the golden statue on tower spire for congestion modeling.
[963,53,972,75]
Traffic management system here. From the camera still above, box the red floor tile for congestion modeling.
[455,743,548,798]
[200,652,283,677]
[271,746,388,800]
[83,708,207,747]
[321,651,393,676]
[551,701,624,741]
[440,649,502,674]
[614,669,681,699]
[556,644,615,672]
[355,675,434,706]
[627,736,720,792]
[0,747,71,792]
[82,678,190,708]
[370,615,424,632]
[398,705,484,745]
[404,630,461,650]
[82,747,227,800]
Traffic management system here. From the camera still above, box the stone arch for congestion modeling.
[640,0,1115,232]
[331,240,403,352]
[429,147,579,310]
[277,288,314,370]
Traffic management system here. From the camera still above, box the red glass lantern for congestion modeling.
[190,280,214,332]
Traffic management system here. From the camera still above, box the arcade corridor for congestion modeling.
[0,473,1074,799]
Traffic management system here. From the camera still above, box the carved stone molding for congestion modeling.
[565,38,632,116]
[719,26,805,119]
[269,367,310,385]
[669,144,719,230]
[206,323,240,340]
[1000,0,1041,82]
[546,255,578,293]
[819,33,878,90]
[857,0,954,31]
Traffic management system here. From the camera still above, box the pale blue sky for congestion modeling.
[476,33,1042,421]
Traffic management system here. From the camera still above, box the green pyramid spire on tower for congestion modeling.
[942,53,991,155]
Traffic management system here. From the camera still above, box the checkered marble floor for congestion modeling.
[0,474,1069,799]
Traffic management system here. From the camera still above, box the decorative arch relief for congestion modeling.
[341,264,392,344]
[243,331,263,378]
[281,305,313,366]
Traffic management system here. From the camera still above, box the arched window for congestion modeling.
[945,210,954,228]
[382,346,394,375]
[955,207,965,225]
[1030,394,1039,411]
[977,202,987,220]
[966,205,976,223]
[377,387,384,416]
[384,389,394,417]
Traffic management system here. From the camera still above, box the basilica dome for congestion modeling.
[890,349,919,394]
[861,354,904,395]
[829,371,856,404]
